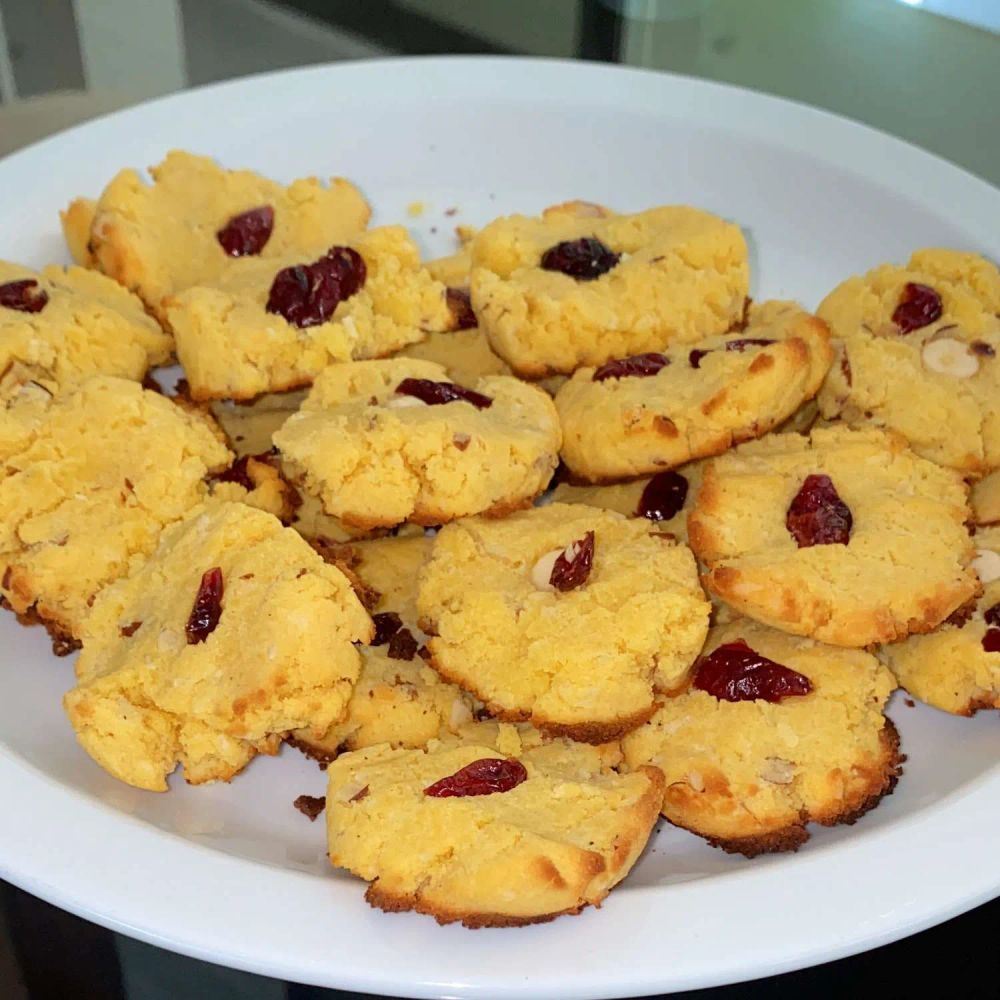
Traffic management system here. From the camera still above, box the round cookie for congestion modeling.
[879,525,1000,715]
[469,204,749,378]
[417,503,710,742]
[622,619,901,856]
[168,226,452,400]
[555,301,832,482]
[64,501,373,791]
[273,359,561,529]
[1,260,171,398]
[817,248,1000,476]
[0,376,230,650]
[85,150,371,315]
[688,426,978,647]
[325,738,663,926]
[548,461,705,544]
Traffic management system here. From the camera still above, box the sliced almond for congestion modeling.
[921,337,979,378]
[972,548,1000,584]
[530,548,562,592]
[759,757,796,785]
[384,395,427,409]
[686,770,705,792]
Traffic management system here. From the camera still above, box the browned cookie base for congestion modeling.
[0,596,81,657]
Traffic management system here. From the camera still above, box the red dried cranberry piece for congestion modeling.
[786,474,852,547]
[726,337,775,352]
[983,602,1000,628]
[981,628,1000,653]
[636,471,689,522]
[424,757,528,798]
[216,205,274,257]
[550,531,595,592]
[395,378,493,410]
[387,626,418,661]
[592,353,670,382]
[266,246,366,328]
[892,282,943,334]
[0,279,48,314]
[688,349,710,369]
[694,640,813,703]
[371,611,403,646]
[186,567,224,644]
[971,341,996,357]
[445,287,477,329]
[540,238,620,281]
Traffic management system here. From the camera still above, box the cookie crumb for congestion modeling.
[293,794,326,821]
[406,201,426,218]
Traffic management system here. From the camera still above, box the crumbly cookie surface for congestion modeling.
[817,249,1000,476]
[64,501,372,791]
[689,426,977,646]
[555,301,832,482]
[273,359,561,529]
[622,619,900,855]
[86,150,371,313]
[0,260,171,397]
[880,525,1000,715]
[470,205,748,377]
[168,226,452,400]
[417,503,710,742]
[325,738,663,926]
[0,376,230,643]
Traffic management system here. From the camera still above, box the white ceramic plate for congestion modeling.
[1,57,998,999]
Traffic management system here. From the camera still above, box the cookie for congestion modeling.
[1,260,171,398]
[0,376,230,648]
[168,226,452,400]
[469,205,748,378]
[60,197,98,267]
[85,150,371,315]
[622,619,901,856]
[817,249,1000,476]
[64,501,373,791]
[555,301,832,482]
[417,503,710,742]
[549,461,705,543]
[273,359,560,529]
[879,525,1000,715]
[689,426,978,646]
[970,469,1000,525]
[206,451,300,524]
[325,739,663,926]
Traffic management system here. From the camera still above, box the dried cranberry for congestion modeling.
[216,205,274,257]
[550,531,595,592]
[119,621,142,638]
[984,602,1000,628]
[592,353,670,382]
[636,471,689,522]
[540,238,620,281]
[186,567,224,644]
[424,757,528,798]
[688,349,710,369]
[266,246,366,328]
[786,474,852,547]
[445,287,477,329]
[982,628,1000,653]
[725,337,775,352]
[394,378,493,410]
[892,282,943,334]
[0,279,48,314]
[694,640,813,703]
[387,626,418,661]
[971,341,996,357]
[371,611,403,646]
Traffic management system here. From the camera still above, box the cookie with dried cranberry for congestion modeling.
[689,426,977,647]
[417,503,710,742]
[206,451,300,524]
[879,526,1000,715]
[169,226,452,400]
[555,301,832,482]
[549,462,705,543]
[0,376,230,650]
[469,205,748,378]
[83,150,371,317]
[622,618,901,856]
[817,249,1000,476]
[0,260,171,399]
[64,501,372,791]
[273,359,560,530]
[325,738,663,927]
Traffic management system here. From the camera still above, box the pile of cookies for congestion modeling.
[2,151,998,928]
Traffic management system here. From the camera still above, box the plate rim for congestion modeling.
[1,54,998,999]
